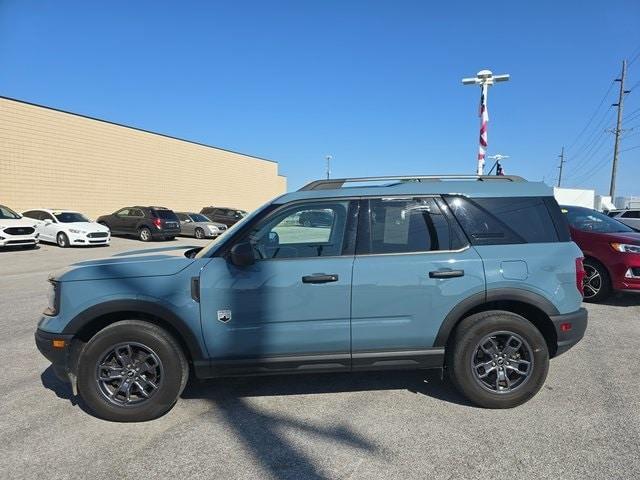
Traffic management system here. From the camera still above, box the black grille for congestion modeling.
[88,232,109,238]
[4,227,35,236]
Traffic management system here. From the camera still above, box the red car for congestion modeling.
[562,205,640,302]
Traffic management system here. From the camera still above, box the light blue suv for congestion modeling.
[36,175,588,421]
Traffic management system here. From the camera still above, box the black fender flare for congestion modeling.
[62,299,207,362]
[433,288,559,347]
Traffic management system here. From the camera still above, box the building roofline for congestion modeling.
[0,95,279,165]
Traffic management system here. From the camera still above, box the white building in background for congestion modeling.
[553,187,595,209]
[614,196,640,209]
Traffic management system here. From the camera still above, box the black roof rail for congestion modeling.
[298,175,526,191]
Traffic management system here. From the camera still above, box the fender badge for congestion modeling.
[217,309,232,323]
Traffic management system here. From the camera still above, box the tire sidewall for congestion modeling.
[195,228,204,239]
[449,311,549,408]
[139,227,151,242]
[583,259,611,303]
[77,321,186,422]
[57,232,69,248]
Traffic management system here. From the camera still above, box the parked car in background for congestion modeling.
[562,205,640,302]
[96,206,180,242]
[22,209,110,248]
[36,175,587,421]
[0,204,39,249]
[175,212,227,239]
[606,209,640,231]
[200,206,247,227]
[297,209,334,227]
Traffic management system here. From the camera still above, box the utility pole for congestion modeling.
[557,146,565,187]
[325,155,332,180]
[610,60,629,198]
[461,69,510,175]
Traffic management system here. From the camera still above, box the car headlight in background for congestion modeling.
[69,229,86,234]
[44,279,60,316]
[207,225,219,232]
[610,243,640,254]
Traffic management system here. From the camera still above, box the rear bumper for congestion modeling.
[550,308,588,357]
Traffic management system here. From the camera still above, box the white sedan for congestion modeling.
[22,209,111,247]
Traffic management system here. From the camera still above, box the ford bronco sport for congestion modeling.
[36,175,587,421]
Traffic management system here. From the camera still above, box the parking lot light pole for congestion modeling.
[462,69,510,175]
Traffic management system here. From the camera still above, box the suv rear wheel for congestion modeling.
[448,310,549,408]
[76,320,188,422]
[139,227,152,242]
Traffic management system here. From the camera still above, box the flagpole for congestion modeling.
[461,69,510,176]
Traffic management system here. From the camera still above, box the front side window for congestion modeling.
[115,209,130,217]
[622,210,640,219]
[244,201,349,260]
[563,206,635,233]
[189,214,210,223]
[361,197,462,254]
[54,212,90,223]
[0,205,21,219]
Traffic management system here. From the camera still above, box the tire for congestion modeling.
[303,219,312,227]
[165,236,175,241]
[194,228,205,239]
[56,232,70,248]
[76,320,188,422]
[582,258,611,303]
[139,227,152,242]
[447,310,549,409]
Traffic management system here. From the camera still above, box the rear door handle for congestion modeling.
[302,274,339,284]
[429,269,465,279]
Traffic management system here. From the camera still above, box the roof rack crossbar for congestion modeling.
[298,175,525,191]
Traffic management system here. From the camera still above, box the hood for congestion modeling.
[63,221,109,232]
[592,231,640,244]
[54,247,196,282]
[194,221,225,228]
[0,217,39,229]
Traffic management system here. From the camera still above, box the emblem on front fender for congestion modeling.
[217,309,232,323]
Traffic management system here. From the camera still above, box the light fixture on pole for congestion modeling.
[461,69,510,175]
[486,154,509,175]
[325,155,332,180]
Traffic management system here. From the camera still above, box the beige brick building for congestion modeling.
[0,96,286,218]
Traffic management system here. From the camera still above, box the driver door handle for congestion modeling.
[302,274,339,284]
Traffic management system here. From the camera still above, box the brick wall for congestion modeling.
[0,97,287,218]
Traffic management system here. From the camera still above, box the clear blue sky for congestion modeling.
[1,1,639,195]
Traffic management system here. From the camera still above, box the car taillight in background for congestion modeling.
[153,218,162,228]
[575,257,585,297]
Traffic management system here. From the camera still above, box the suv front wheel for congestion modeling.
[76,320,188,422]
[448,310,549,408]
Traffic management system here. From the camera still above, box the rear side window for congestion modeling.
[359,197,464,254]
[445,196,560,245]
[622,211,640,218]
[153,209,179,221]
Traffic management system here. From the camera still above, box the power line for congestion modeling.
[565,81,615,153]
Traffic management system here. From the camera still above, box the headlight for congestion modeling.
[44,279,60,316]
[610,243,640,254]
[207,225,219,232]
[69,229,86,234]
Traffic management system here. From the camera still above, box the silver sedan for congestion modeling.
[175,212,228,239]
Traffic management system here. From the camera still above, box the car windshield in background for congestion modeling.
[0,205,21,219]
[54,212,90,223]
[189,214,211,223]
[563,206,635,233]
[154,210,179,220]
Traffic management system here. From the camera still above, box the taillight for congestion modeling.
[575,257,585,297]
[153,218,162,228]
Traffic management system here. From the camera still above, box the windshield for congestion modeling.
[0,205,21,219]
[189,214,211,223]
[562,206,635,233]
[54,212,90,223]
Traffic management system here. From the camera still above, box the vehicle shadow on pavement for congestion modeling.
[40,366,82,407]
[596,294,640,307]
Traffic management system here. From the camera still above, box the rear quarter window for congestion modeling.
[154,210,179,221]
[445,196,562,245]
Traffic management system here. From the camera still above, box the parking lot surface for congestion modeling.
[1,237,639,480]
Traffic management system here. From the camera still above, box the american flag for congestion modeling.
[477,88,489,175]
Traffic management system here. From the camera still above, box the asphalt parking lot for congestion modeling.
[1,237,639,480]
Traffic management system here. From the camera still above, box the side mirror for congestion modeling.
[44,219,52,225]
[230,242,255,266]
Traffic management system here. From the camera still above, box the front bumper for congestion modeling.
[0,233,39,247]
[550,308,588,357]
[609,254,640,292]
[35,329,75,381]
